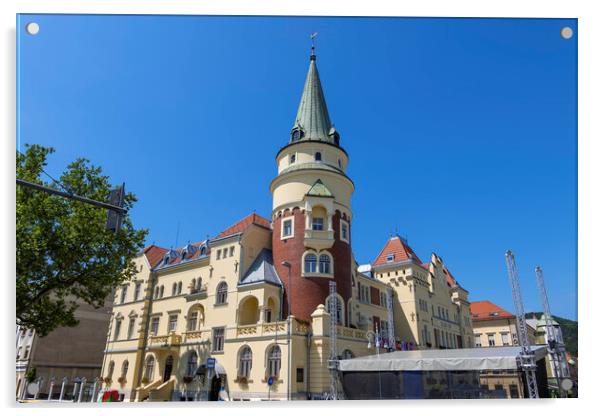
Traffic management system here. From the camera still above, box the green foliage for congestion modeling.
[25,367,37,383]
[525,312,578,356]
[16,144,147,336]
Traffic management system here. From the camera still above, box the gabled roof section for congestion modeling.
[144,245,168,268]
[306,179,334,198]
[216,213,271,239]
[155,240,209,270]
[442,266,459,288]
[291,53,338,144]
[373,236,423,267]
[470,300,514,321]
[239,249,282,287]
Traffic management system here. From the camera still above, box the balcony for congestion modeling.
[234,320,305,338]
[149,333,182,348]
[184,285,208,301]
[304,229,334,250]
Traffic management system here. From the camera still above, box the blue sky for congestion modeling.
[17,15,577,320]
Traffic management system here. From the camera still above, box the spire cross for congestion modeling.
[310,32,318,57]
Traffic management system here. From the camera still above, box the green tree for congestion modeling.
[16,144,147,336]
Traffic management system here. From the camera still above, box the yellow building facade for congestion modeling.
[100,49,474,401]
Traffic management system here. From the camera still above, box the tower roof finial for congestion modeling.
[310,32,318,60]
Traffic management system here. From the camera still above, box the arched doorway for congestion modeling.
[163,355,174,382]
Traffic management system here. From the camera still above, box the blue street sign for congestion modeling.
[206,358,216,369]
[267,376,274,386]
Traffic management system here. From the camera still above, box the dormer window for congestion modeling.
[315,152,322,161]
[386,254,395,263]
[291,127,304,142]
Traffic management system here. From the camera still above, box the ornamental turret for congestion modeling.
[270,48,354,323]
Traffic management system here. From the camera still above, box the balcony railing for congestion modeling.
[234,320,307,338]
[149,333,182,347]
[184,285,208,301]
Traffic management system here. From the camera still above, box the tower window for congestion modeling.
[281,218,294,239]
[304,253,317,273]
[319,254,332,274]
[315,152,322,161]
[290,154,296,164]
[338,159,342,168]
[312,217,324,231]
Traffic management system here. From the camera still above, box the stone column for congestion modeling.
[58,377,68,401]
[327,212,334,232]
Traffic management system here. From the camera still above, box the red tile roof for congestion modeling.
[143,245,168,268]
[216,212,271,239]
[373,236,423,267]
[470,300,514,321]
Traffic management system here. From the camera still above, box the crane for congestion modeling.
[535,265,569,397]
[505,250,539,398]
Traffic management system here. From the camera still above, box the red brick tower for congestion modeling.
[270,48,355,324]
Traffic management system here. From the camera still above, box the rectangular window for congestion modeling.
[488,333,496,346]
[113,319,122,340]
[312,217,324,231]
[127,317,136,339]
[212,327,225,352]
[188,312,198,331]
[168,314,178,332]
[229,246,235,257]
[150,317,160,336]
[296,368,304,383]
[23,346,30,359]
[340,220,349,242]
[217,249,221,260]
[380,292,387,307]
[509,384,519,398]
[134,282,141,301]
[120,286,128,304]
[501,332,510,346]
[474,334,482,347]
[282,218,293,238]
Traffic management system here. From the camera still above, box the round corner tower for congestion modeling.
[270,50,355,324]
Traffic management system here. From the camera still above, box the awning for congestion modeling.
[339,346,547,372]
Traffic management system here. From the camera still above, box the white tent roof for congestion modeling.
[339,346,547,372]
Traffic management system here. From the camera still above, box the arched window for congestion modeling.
[107,361,115,379]
[290,154,296,164]
[191,278,196,293]
[304,253,317,273]
[315,152,322,161]
[267,345,281,378]
[238,346,252,379]
[159,285,164,298]
[186,351,198,377]
[319,254,331,274]
[154,286,159,299]
[121,360,129,378]
[200,246,207,256]
[177,281,182,295]
[216,282,228,304]
[172,282,177,296]
[144,356,155,381]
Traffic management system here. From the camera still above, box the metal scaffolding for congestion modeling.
[505,250,539,399]
[535,265,569,397]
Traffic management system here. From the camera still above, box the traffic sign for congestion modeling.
[206,357,216,369]
[267,376,274,386]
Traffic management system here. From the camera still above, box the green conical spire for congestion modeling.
[291,51,339,145]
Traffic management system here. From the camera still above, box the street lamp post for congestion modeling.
[281,261,292,401]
